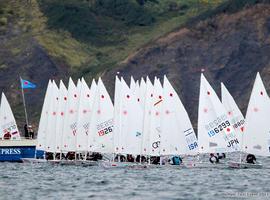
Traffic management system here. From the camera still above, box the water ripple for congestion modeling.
[1,155,270,200]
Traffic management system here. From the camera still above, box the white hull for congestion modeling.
[0,139,37,147]
[47,160,61,164]
[57,160,98,166]
[80,160,99,166]
[21,158,47,163]
[182,161,226,168]
[99,161,147,169]
[228,161,263,169]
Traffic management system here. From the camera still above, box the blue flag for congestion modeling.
[21,79,36,89]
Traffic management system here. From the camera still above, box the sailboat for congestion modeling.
[21,80,52,163]
[120,77,143,156]
[0,92,20,140]
[45,81,59,159]
[113,76,123,156]
[229,73,270,169]
[148,78,163,157]
[197,74,240,166]
[221,83,245,150]
[102,77,144,168]
[54,80,68,154]
[76,78,97,159]
[141,77,154,157]
[160,76,198,159]
[61,78,80,155]
[88,78,114,154]
[0,91,43,162]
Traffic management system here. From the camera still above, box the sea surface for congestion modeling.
[1,155,270,200]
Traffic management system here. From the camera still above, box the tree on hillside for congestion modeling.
[84,0,159,6]
[136,0,159,6]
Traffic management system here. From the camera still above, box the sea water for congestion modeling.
[0,155,270,200]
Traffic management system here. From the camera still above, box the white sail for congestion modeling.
[88,78,114,153]
[0,93,20,140]
[221,83,244,148]
[149,78,163,156]
[37,80,52,150]
[54,80,68,153]
[138,77,147,109]
[61,78,80,152]
[134,80,140,102]
[113,76,123,154]
[45,81,59,153]
[130,76,136,95]
[141,77,154,155]
[121,77,144,155]
[76,78,97,152]
[198,74,240,153]
[242,73,270,156]
[160,76,198,155]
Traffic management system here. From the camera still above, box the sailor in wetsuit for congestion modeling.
[171,156,182,165]
[209,153,219,164]
[217,153,226,160]
[246,154,256,164]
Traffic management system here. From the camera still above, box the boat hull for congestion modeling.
[57,160,99,166]
[182,161,226,168]
[21,158,47,163]
[99,161,144,169]
[228,161,263,169]
[0,139,44,162]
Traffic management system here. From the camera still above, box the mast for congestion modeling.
[20,77,29,126]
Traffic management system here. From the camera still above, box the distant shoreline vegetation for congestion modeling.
[36,0,225,78]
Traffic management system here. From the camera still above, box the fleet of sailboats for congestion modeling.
[1,72,270,168]
[198,74,240,155]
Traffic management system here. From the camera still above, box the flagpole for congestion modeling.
[20,77,29,126]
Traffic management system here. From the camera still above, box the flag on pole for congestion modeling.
[21,79,37,89]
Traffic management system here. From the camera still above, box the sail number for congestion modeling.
[188,142,198,150]
[232,119,245,129]
[98,126,113,136]
[208,120,231,137]
[3,122,17,133]
[97,119,113,137]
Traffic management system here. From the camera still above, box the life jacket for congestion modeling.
[172,156,182,165]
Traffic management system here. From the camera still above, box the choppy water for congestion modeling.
[1,155,270,200]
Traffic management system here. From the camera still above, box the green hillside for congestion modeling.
[1,0,226,77]
[1,0,268,130]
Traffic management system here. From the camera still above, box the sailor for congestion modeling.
[67,152,75,160]
[141,156,147,163]
[127,154,135,162]
[28,125,34,139]
[136,155,147,163]
[114,154,125,162]
[217,153,226,159]
[24,124,29,138]
[246,154,256,164]
[171,156,182,165]
[135,155,141,162]
[209,153,219,164]
[120,155,126,162]
[151,156,160,165]
[91,152,103,161]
